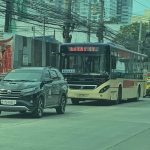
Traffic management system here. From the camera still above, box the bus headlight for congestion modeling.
[99,85,110,93]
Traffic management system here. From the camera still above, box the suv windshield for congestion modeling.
[3,70,42,82]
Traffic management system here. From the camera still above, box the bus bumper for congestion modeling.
[67,89,112,101]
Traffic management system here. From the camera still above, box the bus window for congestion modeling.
[111,55,116,69]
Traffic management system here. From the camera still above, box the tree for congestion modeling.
[113,22,149,54]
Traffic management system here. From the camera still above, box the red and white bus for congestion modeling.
[59,43,147,104]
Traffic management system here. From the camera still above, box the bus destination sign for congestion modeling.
[68,46,97,52]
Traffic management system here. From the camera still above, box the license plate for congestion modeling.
[1,100,16,105]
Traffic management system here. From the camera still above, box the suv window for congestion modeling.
[43,70,50,78]
[56,70,64,80]
[50,70,58,79]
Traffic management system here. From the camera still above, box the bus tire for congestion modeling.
[115,86,122,104]
[71,99,79,105]
[136,86,141,101]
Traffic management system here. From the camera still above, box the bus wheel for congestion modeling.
[116,86,122,104]
[71,99,79,105]
[136,86,141,101]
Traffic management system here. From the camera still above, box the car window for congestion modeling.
[56,70,64,80]
[50,70,58,79]
[43,70,50,78]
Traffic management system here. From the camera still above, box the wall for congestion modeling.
[13,34,60,68]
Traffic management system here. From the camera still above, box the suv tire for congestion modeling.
[32,97,44,118]
[56,95,67,114]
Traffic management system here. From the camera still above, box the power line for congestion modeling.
[134,0,150,9]
[0,0,118,41]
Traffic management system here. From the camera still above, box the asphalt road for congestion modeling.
[0,98,150,150]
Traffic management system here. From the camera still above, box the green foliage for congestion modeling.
[113,22,149,53]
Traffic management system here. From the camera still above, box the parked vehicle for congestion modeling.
[0,67,68,118]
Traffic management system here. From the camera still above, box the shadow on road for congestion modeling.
[68,99,145,107]
[68,100,113,106]
[0,110,63,119]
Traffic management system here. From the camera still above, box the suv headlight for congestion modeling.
[21,87,39,95]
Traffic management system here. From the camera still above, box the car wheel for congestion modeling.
[32,97,44,118]
[56,95,67,114]
[0,111,1,115]
[71,98,79,105]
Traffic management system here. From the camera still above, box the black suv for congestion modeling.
[0,67,68,118]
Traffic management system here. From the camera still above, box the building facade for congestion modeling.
[117,0,133,24]
[71,0,117,22]
[104,0,117,22]
[0,0,133,43]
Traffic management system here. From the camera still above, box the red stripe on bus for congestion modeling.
[123,80,134,88]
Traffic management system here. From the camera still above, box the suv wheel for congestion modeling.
[56,95,67,114]
[32,97,44,118]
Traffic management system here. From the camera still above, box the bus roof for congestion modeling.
[60,42,147,57]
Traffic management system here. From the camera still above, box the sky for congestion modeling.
[133,0,150,16]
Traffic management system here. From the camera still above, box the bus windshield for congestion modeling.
[61,53,106,74]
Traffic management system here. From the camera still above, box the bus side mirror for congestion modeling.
[111,56,116,69]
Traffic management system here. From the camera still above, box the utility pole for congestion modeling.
[148,18,150,32]
[31,26,35,66]
[138,21,142,53]
[32,26,35,38]
[42,17,46,66]
[145,20,150,48]
[96,0,104,43]
[43,17,46,37]
[4,0,13,32]
[63,0,72,43]
[87,0,91,42]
